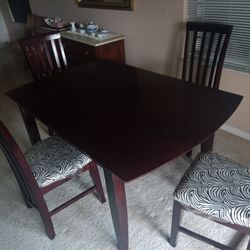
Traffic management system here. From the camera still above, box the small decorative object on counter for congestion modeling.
[99,27,109,35]
[86,21,98,35]
[96,27,109,38]
[78,23,85,34]
[43,17,70,31]
[70,21,76,32]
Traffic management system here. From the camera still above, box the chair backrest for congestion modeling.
[19,32,68,80]
[0,121,40,204]
[26,14,45,36]
[26,14,45,30]
[182,22,232,89]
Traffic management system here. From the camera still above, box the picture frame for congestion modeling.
[77,0,135,11]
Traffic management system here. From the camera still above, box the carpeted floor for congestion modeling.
[0,46,249,250]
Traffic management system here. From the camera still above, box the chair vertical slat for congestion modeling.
[183,22,232,159]
[189,31,198,83]
[196,32,207,84]
[182,30,190,81]
[208,33,223,88]
[19,32,68,80]
[58,38,68,69]
[201,32,215,87]
[37,43,50,74]
[51,39,61,69]
[213,32,231,89]
[1,142,33,205]
[43,41,54,72]
[24,46,37,79]
[30,46,42,77]
[18,32,69,137]
[0,121,39,207]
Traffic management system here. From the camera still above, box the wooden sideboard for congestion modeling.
[61,31,125,66]
[27,15,126,66]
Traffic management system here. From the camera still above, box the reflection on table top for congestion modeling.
[7,61,242,182]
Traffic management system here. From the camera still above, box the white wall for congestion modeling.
[0,0,26,41]
[220,69,250,137]
[0,6,9,45]
[29,0,184,76]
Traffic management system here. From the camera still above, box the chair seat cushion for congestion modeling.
[174,153,250,227]
[25,136,91,188]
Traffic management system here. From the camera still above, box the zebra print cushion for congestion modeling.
[174,153,250,227]
[25,136,91,188]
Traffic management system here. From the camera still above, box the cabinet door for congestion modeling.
[95,40,125,64]
[62,38,95,67]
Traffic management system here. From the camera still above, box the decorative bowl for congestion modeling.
[44,17,69,28]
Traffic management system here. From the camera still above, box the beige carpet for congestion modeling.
[0,46,249,250]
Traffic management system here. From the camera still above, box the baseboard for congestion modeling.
[220,125,250,141]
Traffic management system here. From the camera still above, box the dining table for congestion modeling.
[7,60,242,250]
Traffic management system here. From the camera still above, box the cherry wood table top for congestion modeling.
[7,61,242,182]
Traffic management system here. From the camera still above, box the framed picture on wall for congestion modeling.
[77,0,135,11]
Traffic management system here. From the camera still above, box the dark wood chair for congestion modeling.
[0,120,105,239]
[19,32,68,135]
[26,14,45,36]
[182,22,233,157]
[19,32,68,80]
[169,152,250,250]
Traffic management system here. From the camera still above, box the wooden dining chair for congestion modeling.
[19,32,68,80]
[19,32,68,135]
[182,22,233,157]
[26,14,45,36]
[169,152,250,250]
[0,120,105,239]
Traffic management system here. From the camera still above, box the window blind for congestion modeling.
[187,0,250,73]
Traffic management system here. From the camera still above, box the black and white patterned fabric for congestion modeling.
[174,153,250,227]
[25,136,91,188]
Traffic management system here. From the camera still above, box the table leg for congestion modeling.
[104,169,128,250]
[19,105,41,145]
[201,133,214,152]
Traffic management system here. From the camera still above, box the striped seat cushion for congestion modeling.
[25,136,91,188]
[174,153,250,227]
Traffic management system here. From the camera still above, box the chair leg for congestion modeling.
[23,195,32,208]
[169,200,183,247]
[35,197,55,239]
[89,162,106,203]
[247,238,250,250]
[19,186,33,208]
